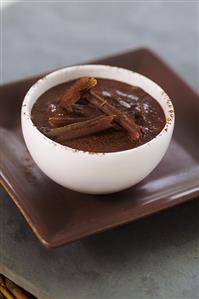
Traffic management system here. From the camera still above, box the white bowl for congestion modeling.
[21,65,175,194]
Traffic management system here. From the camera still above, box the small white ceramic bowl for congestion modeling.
[21,65,175,194]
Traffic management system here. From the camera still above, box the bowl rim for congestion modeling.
[21,64,175,156]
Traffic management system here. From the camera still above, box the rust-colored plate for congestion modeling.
[1,48,199,248]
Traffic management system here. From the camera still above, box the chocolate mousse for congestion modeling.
[31,77,166,153]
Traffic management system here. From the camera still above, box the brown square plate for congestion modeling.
[1,48,199,248]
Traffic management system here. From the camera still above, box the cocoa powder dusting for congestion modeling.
[31,78,166,153]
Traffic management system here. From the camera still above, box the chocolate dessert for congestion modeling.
[31,77,166,153]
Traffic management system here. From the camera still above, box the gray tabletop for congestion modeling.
[1,1,199,298]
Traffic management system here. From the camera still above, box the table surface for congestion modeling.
[1,1,199,298]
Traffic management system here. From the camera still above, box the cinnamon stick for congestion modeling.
[46,115,114,142]
[59,77,97,109]
[87,90,141,140]
[48,116,91,127]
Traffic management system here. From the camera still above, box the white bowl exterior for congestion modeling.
[22,65,174,194]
